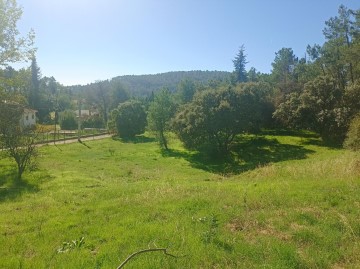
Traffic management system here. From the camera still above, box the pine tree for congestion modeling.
[233,45,248,83]
[28,56,41,109]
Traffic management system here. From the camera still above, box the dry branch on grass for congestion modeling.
[117,248,184,269]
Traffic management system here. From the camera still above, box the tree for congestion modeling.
[176,79,196,104]
[0,100,37,180]
[274,76,351,144]
[0,66,30,94]
[85,80,111,125]
[323,5,358,83]
[111,100,147,139]
[109,80,130,110]
[344,112,360,150]
[0,0,35,67]
[28,57,40,108]
[247,67,259,82]
[147,88,175,150]
[172,85,265,154]
[271,48,299,94]
[232,45,248,83]
[59,110,77,130]
[238,82,275,129]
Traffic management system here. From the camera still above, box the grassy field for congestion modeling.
[0,132,359,268]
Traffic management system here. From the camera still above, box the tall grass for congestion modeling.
[0,132,359,268]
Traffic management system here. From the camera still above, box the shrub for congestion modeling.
[60,110,77,130]
[344,113,360,151]
[82,115,104,129]
[112,100,147,138]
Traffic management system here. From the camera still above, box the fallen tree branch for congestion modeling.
[117,248,183,268]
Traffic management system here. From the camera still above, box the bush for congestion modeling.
[172,84,265,153]
[60,110,77,130]
[344,113,360,151]
[112,100,147,138]
[82,115,104,129]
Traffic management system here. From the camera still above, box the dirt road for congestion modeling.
[39,134,112,146]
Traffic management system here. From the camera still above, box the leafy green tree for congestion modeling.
[147,88,175,150]
[232,45,248,83]
[323,5,358,83]
[274,76,350,144]
[247,67,259,82]
[344,113,360,150]
[28,57,40,109]
[272,92,305,130]
[176,79,196,104]
[172,85,265,153]
[0,100,37,180]
[82,115,104,129]
[0,66,30,94]
[85,80,111,125]
[59,110,77,130]
[111,100,146,138]
[238,82,275,129]
[271,48,299,94]
[0,0,35,67]
[109,80,130,110]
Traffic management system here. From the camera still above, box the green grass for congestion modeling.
[0,132,359,268]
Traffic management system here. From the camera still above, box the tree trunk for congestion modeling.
[160,131,168,150]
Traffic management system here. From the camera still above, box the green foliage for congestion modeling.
[60,110,77,130]
[173,84,268,153]
[29,57,40,105]
[273,92,304,129]
[176,79,196,104]
[247,67,259,82]
[0,100,38,179]
[238,82,275,129]
[82,115,104,129]
[344,113,360,150]
[275,76,351,144]
[109,80,130,110]
[147,88,175,149]
[57,237,85,253]
[0,0,35,66]
[232,45,248,83]
[199,215,219,244]
[112,100,147,138]
[70,71,231,97]
[271,48,299,94]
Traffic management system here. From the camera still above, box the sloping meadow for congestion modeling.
[0,133,359,268]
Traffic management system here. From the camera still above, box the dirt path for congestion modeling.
[38,134,112,147]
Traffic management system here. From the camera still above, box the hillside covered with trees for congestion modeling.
[1,1,360,168]
[2,2,360,268]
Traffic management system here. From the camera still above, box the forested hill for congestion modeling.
[70,70,231,96]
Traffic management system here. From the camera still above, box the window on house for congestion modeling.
[32,114,35,119]
[26,115,29,121]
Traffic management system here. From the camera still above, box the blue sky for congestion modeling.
[16,0,359,86]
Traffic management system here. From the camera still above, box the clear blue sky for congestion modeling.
[15,0,359,86]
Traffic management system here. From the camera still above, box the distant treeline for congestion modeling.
[68,70,231,96]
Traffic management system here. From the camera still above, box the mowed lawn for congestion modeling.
[0,133,359,268]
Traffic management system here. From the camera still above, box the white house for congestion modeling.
[74,109,100,118]
[20,108,37,128]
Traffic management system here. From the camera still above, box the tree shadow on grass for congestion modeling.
[162,136,315,175]
[112,135,156,144]
[261,129,319,139]
[262,129,342,149]
[0,164,40,202]
[298,137,343,149]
